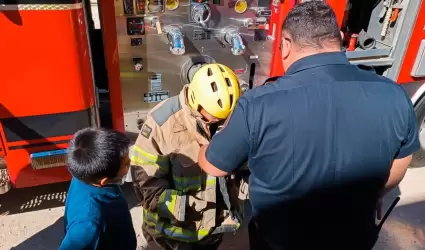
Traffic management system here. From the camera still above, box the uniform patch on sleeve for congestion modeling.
[141,124,152,139]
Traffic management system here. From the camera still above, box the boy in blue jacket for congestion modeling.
[59,128,137,250]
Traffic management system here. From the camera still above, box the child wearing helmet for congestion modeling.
[187,63,240,122]
[131,63,248,250]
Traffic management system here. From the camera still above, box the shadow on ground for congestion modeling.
[0,182,70,216]
[0,181,140,216]
[9,217,65,250]
[4,183,425,250]
[4,183,140,250]
[217,197,425,250]
[366,186,424,250]
[375,200,425,250]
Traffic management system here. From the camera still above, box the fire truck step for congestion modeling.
[30,149,67,170]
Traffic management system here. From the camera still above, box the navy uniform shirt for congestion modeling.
[60,178,137,250]
[206,52,420,249]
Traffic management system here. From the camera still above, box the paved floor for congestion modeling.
[1,167,425,250]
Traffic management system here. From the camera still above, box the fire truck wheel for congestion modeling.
[411,95,425,168]
[0,165,12,195]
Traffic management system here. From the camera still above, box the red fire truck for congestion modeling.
[1,0,425,193]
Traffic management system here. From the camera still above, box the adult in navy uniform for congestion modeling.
[197,2,420,250]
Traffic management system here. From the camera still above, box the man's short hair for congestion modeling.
[282,1,342,49]
[67,127,130,182]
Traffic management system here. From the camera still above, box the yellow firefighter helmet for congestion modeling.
[187,63,241,119]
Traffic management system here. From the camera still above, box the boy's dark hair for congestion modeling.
[67,128,130,182]
[282,1,342,49]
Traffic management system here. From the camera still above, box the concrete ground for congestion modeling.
[1,167,425,250]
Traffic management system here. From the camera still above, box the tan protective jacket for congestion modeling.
[131,85,249,243]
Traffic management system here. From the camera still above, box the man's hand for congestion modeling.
[376,197,383,220]
[382,155,412,196]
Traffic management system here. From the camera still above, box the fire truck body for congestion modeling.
[110,0,274,135]
[0,0,97,189]
[0,0,425,192]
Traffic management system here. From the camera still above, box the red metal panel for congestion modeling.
[326,0,348,28]
[268,0,296,77]
[0,9,95,117]
[268,0,347,77]
[397,1,425,84]
[0,6,94,187]
[8,137,72,188]
[0,124,6,157]
[99,1,125,133]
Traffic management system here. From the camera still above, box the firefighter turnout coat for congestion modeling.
[131,85,249,243]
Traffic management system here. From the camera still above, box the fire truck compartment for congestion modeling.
[111,0,274,134]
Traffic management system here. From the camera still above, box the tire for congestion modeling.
[410,95,425,168]
[0,167,12,195]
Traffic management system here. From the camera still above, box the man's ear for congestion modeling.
[281,37,291,60]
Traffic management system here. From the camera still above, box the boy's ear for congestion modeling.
[99,177,109,186]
